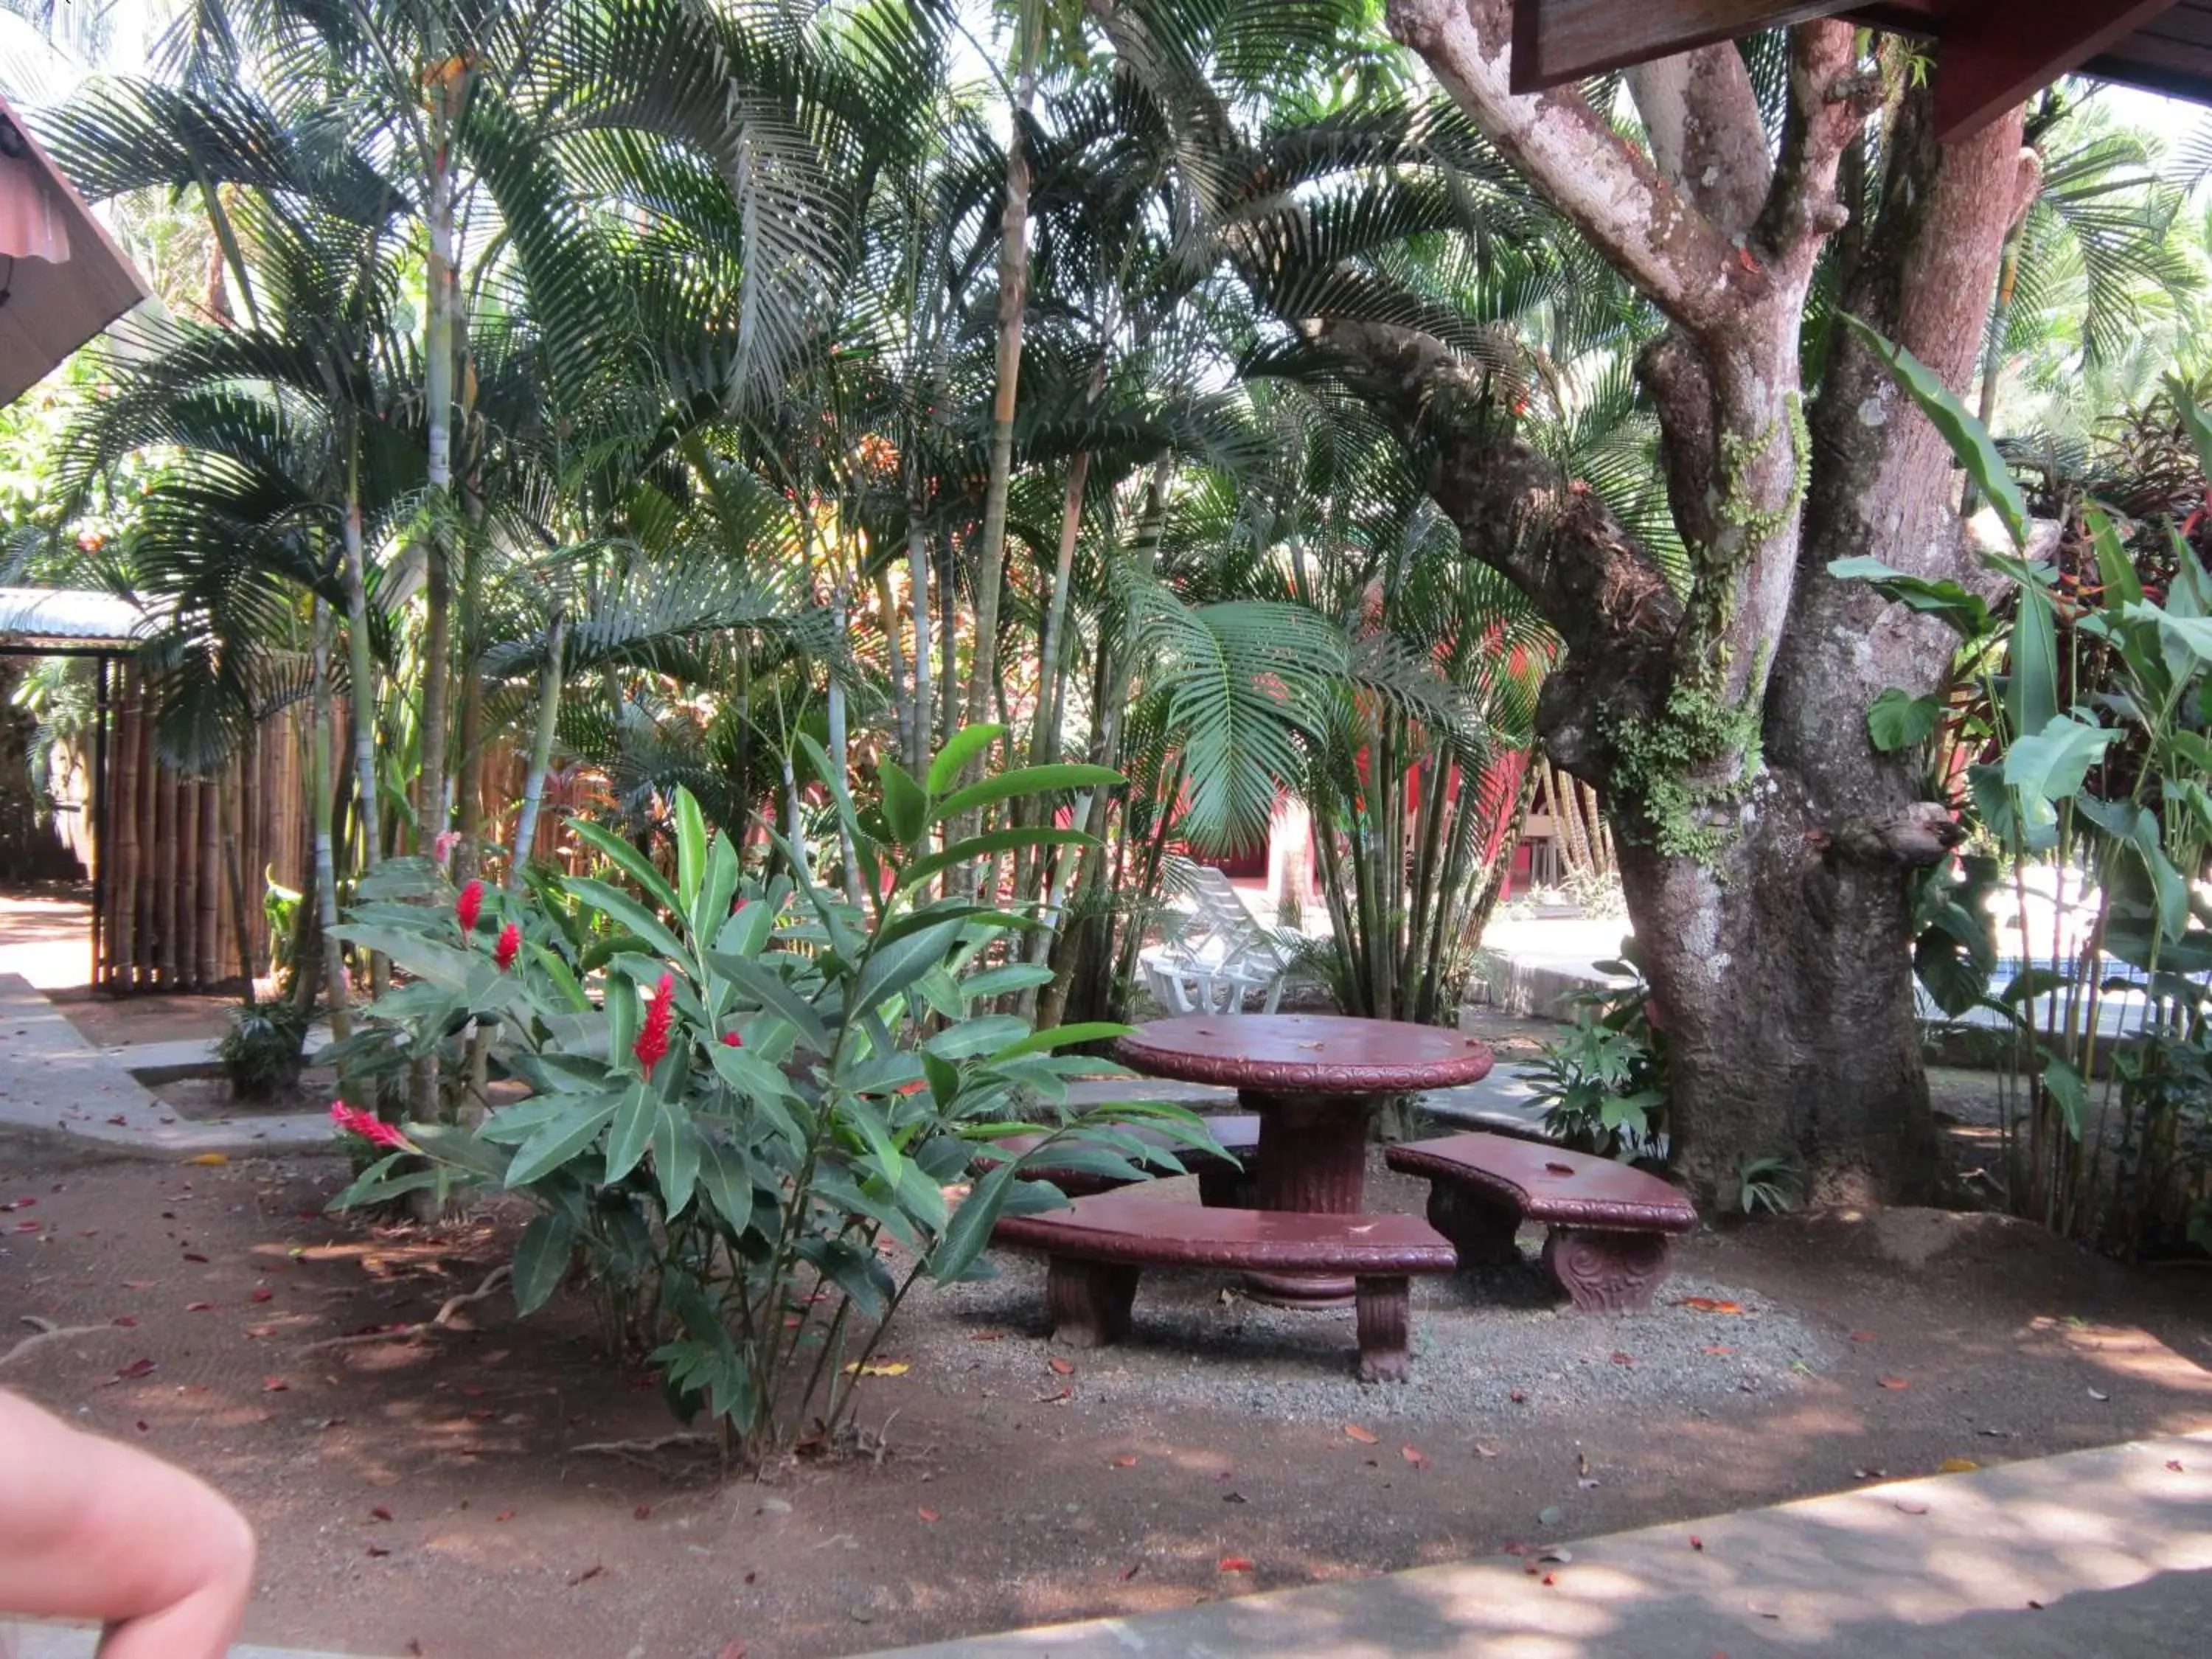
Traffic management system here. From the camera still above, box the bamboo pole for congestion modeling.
[109,678,139,990]
[178,777,201,989]
[156,762,179,986]
[198,777,220,988]
[133,692,156,987]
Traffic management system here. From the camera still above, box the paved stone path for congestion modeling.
[0,973,329,1155]
[860,1430,2212,1659]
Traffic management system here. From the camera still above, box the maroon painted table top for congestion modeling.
[1116,1014,1495,1097]
[994,1191,1456,1274]
[1387,1132,1697,1233]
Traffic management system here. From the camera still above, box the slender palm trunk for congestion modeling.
[454,489,487,883]
[341,447,380,868]
[827,586,863,902]
[310,602,353,1046]
[509,610,568,890]
[877,570,908,771]
[412,59,468,1127]
[906,524,932,772]
[960,0,1039,782]
[417,74,461,867]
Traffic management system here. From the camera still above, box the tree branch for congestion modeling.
[1625,46,1771,239]
[0,1317,120,1370]
[1386,0,1758,339]
[1753,21,1877,282]
[299,1264,512,1354]
[1313,314,1680,778]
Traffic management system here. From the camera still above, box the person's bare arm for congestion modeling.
[0,1389,255,1659]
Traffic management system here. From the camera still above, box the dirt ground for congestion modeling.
[3,1133,2208,1659]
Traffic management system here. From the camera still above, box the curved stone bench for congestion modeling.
[1384,1131,1697,1312]
[992,1191,1455,1381]
[981,1113,1259,1207]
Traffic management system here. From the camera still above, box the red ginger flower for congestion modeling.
[330,1102,414,1152]
[494,922,522,972]
[456,878,484,934]
[635,972,676,1079]
[721,1030,743,1048]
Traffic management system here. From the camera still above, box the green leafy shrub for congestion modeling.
[218,1001,308,1100]
[323,729,1225,1463]
[1524,941,1669,1162]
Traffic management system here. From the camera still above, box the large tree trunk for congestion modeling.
[1356,4,2034,1205]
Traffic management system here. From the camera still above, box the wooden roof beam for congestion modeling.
[1932,0,2184,138]
[1509,0,1859,91]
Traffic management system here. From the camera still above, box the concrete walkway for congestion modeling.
[860,1430,2212,1658]
[0,973,330,1155]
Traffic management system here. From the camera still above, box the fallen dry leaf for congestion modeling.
[1343,1424,1379,1444]
[1121,1563,1141,1581]
[717,1644,747,1659]
[1034,1385,1072,1404]
[262,1377,289,1392]
[1112,1455,1138,1469]
[120,1279,154,1291]
[1542,1572,1557,1587]
[2168,1460,2186,1473]
[1472,1443,1499,1458]
[184,1153,228,1167]
[917,1506,939,1523]
[968,1329,1007,1342]
[1217,1557,1253,1573]
[1850,1330,1877,1343]
[243,1324,277,1339]
[567,1564,602,1586]
[366,1544,390,1558]
[1938,1458,1979,1474]
[495,1510,516,1523]
[181,1251,209,1263]
[1877,1377,1910,1390]
[841,1360,909,1377]
[1702,1345,1734,1356]
[1610,1352,1634,1366]
[111,1315,137,1328]
[1047,1357,1076,1377]
[1688,1535,1703,1551]
[1895,1498,1930,1516]
[1675,1297,1743,1314]
[185,1301,215,1312]
[250,1287,274,1304]
[1400,1444,1426,1469]
[370,1506,393,1523]
[1509,1389,1528,1404]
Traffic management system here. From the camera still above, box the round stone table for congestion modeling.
[1114,1013,1495,1304]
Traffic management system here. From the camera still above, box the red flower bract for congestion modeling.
[635,972,676,1079]
[721,1030,743,1048]
[456,879,484,935]
[329,1102,411,1151]
[494,922,521,971]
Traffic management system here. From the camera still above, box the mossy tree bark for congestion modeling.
[1326,4,2039,1205]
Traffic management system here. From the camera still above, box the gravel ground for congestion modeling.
[895,1217,1834,1430]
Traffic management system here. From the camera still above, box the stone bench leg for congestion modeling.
[1046,1258,1141,1347]
[1540,1227,1672,1312]
[1354,1275,1412,1382]
[1425,1182,1525,1267]
[1196,1161,1257,1209]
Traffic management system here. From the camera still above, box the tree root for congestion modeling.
[567,1432,717,1470]
[0,1316,120,1370]
[299,1264,512,1354]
